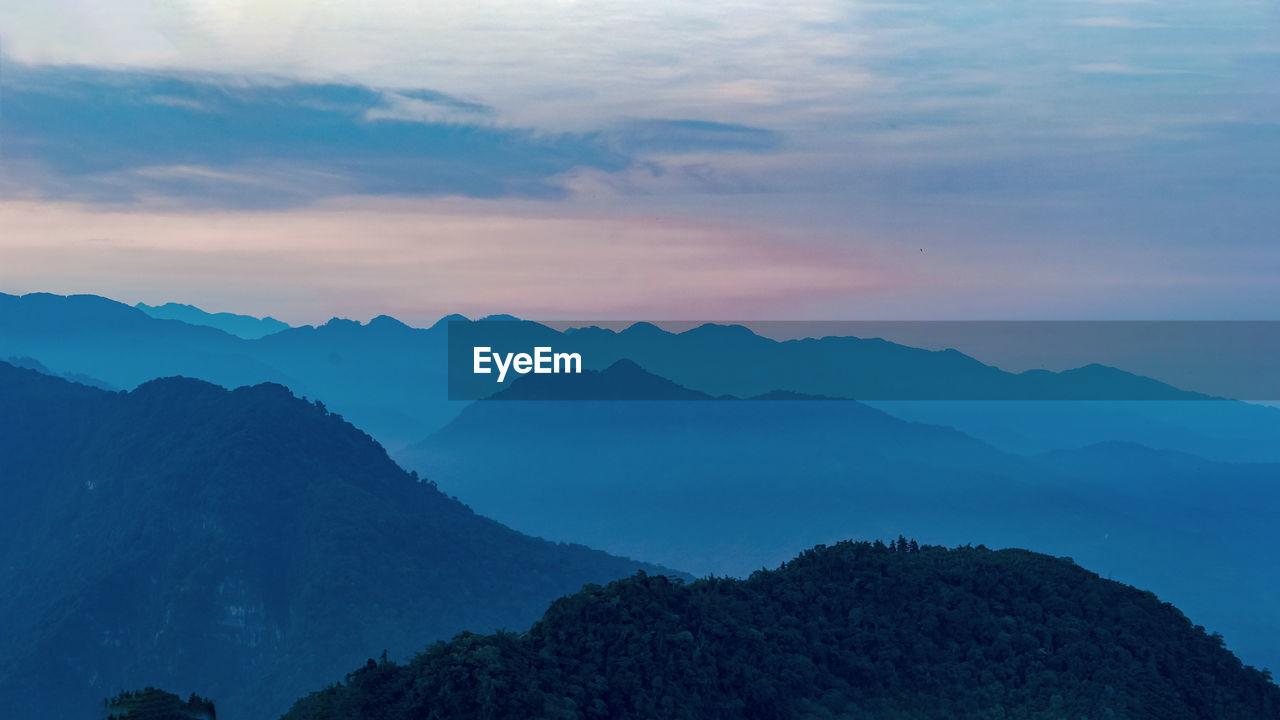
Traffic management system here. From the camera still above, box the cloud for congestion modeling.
[1067,16,1165,28]
[1070,63,1189,75]
[609,119,784,155]
[0,1,1277,320]
[0,62,784,207]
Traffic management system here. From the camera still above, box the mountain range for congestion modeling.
[11,292,1279,461]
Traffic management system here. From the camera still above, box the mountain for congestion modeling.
[283,541,1280,720]
[0,361,677,720]
[4,354,117,390]
[0,292,303,391]
[865,399,1280,464]
[489,359,717,400]
[136,301,291,339]
[399,359,1280,672]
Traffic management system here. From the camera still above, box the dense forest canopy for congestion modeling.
[285,540,1279,720]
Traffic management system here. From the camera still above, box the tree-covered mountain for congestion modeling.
[283,541,1280,720]
[0,361,676,720]
[400,359,1280,673]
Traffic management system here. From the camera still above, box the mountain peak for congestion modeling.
[429,313,471,330]
[367,314,411,330]
[620,321,669,337]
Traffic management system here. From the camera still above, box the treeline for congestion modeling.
[282,540,1280,720]
[104,687,215,720]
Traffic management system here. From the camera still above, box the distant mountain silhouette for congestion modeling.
[5,354,117,390]
[488,359,845,401]
[283,541,1280,720]
[0,361,677,720]
[5,294,1239,456]
[400,359,1280,673]
[869,399,1280,464]
[0,292,304,392]
[136,301,291,339]
[0,292,454,450]
[490,359,716,400]
[15,294,1280,468]
[451,319,1211,401]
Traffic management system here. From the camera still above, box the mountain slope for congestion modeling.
[0,361,676,720]
[283,541,1280,720]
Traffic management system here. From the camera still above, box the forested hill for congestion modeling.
[285,541,1280,720]
[0,362,676,719]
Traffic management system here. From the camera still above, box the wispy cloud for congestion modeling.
[1070,63,1189,75]
[1067,16,1165,28]
[0,63,783,207]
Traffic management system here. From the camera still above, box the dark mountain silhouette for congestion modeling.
[136,301,291,339]
[283,541,1280,720]
[400,359,1280,673]
[0,361,677,720]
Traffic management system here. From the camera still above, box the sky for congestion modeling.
[1,0,1278,325]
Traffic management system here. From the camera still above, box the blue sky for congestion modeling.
[0,0,1277,322]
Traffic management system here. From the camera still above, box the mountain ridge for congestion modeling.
[136,301,291,339]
